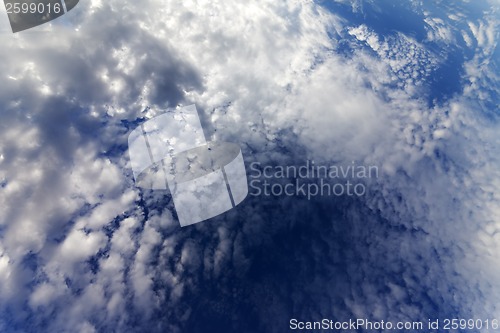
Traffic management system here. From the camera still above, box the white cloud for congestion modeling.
[0,0,498,331]
[467,19,497,49]
[347,24,439,95]
[424,17,454,43]
[462,29,474,47]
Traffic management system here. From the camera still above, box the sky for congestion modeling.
[0,0,499,332]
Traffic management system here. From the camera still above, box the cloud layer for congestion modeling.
[0,0,498,332]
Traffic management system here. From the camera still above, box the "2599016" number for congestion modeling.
[5,2,62,15]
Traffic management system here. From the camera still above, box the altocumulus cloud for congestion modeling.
[0,0,499,332]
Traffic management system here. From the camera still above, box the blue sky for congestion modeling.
[0,0,499,332]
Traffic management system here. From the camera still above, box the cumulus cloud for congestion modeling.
[0,0,498,332]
